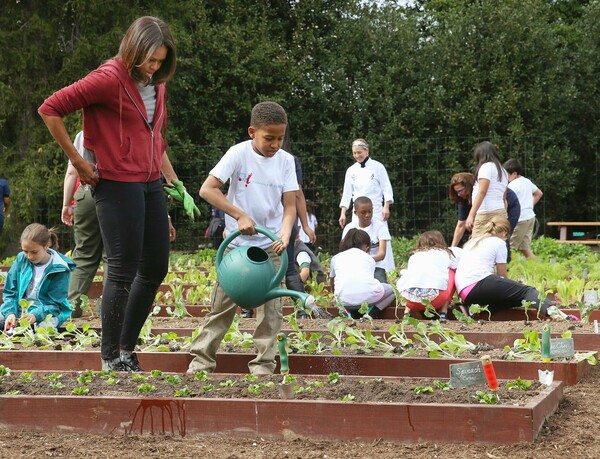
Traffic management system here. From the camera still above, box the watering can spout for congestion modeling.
[266,287,311,307]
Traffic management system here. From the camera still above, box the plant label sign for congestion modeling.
[550,338,575,359]
[449,361,487,388]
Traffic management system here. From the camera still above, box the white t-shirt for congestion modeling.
[396,248,459,291]
[508,176,539,221]
[455,236,507,293]
[295,250,311,268]
[341,219,393,271]
[298,213,317,243]
[473,162,508,212]
[25,259,51,301]
[329,248,385,306]
[210,140,299,249]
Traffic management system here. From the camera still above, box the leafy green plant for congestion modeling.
[219,379,235,387]
[0,365,11,379]
[337,394,356,402]
[137,383,157,393]
[202,384,215,392]
[506,377,533,391]
[433,380,451,391]
[175,386,196,397]
[106,377,120,385]
[194,370,209,381]
[72,386,90,396]
[18,372,36,383]
[412,385,434,394]
[248,384,262,395]
[165,375,182,385]
[244,374,258,382]
[327,372,341,384]
[150,370,164,378]
[473,390,499,404]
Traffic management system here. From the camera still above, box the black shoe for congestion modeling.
[71,307,83,319]
[102,356,126,371]
[241,309,254,318]
[120,351,143,372]
[367,306,382,319]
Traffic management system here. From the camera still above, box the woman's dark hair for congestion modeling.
[473,141,504,181]
[339,228,371,252]
[448,172,475,204]
[117,16,176,85]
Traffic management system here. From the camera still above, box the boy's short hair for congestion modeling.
[354,196,373,208]
[503,158,523,175]
[251,101,287,129]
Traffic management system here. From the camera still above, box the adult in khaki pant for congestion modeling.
[61,131,105,318]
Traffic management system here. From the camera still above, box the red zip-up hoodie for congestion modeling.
[38,59,166,182]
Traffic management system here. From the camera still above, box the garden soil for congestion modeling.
[1,316,599,458]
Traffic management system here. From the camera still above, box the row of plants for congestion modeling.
[1,310,596,367]
[0,364,539,405]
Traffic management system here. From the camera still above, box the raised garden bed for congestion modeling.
[0,370,563,443]
[0,350,592,385]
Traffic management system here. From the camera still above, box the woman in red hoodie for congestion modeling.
[38,16,179,372]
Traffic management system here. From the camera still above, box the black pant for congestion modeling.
[464,274,550,315]
[94,179,170,359]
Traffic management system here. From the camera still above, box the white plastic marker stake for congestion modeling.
[594,320,599,334]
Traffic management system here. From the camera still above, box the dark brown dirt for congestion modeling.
[1,315,599,458]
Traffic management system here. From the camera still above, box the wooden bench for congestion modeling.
[546,222,600,244]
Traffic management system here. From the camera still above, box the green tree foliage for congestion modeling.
[0,0,597,254]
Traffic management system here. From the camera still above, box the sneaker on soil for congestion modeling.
[102,356,125,371]
[120,351,143,372]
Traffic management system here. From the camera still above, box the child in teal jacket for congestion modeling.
[1,224,75,332]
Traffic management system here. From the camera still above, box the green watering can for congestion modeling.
[216,226,315,310]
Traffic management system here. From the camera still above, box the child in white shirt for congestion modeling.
[396,231,460,322]
[330,228,396,319]
[342,196,393,283]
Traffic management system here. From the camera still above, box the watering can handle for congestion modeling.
[215,225,289,290]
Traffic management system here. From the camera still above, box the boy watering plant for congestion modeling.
[188,101,298,375]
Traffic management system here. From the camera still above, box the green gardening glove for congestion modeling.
[164,179,201,221]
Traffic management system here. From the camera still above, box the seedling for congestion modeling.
[412,385,434,394]
[150,370,164,378]
[327,372,341,384]
[202,384,215,392]
[194,370,209,381]
[137,383,157,393]
[244,374,258,382]
[72,386,90,396]
[248,384,262,395]
[165,374,182,385]
[337,394,355,402]
[18,372,36,383]
[433,380,451,391]
[43,373,63,382]
[0,365,11,379]
[49,381,65,389]
[106,377,120,385]
[473,390,499,404]
[132,374,148,382]
[506,377,533,391]
[175,386,196,397]
[219,379,235,387]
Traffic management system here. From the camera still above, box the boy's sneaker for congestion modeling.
[295,309,310,319]
[241,309,254,318]
[439,312,447,323]
[102,356,125,371]
[120,351,143,372]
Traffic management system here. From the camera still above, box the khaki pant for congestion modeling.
[471,208,508,239]
[188,246,284,374]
